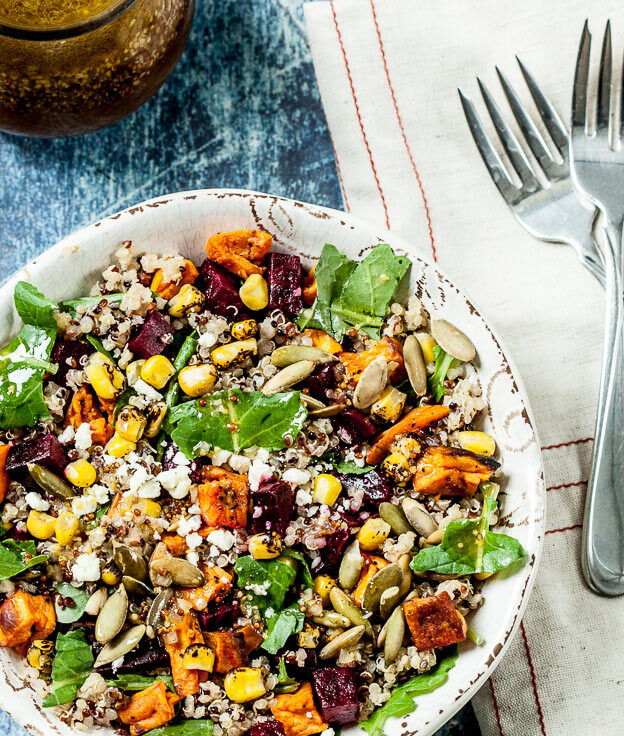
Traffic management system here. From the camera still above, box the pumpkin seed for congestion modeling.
[146,588,174,635]
[163,557,205,587]
[379,502,413,535]
[114,545,149,583]
[402,498,439,538]
[300,395,325,410]
[308,403,346,418]
[424,528,444,545]
[361,563,402,613]
[122,575,153,597]
[338,540,364,592]
[329,587,374,639]
[378,618,389,648]
[28,463,75,500]
[94,624,146,668]
[319,625,365,660]
[384,606,405,664]
[311,612,351,629]
[149,543,173,586]
[431,318,476,362]
[403,589,420,603]
[379,586,401,619]
[353,357,387,409]
[95,585,128,644]
[397,554,413,598]
[403,335,427,396]
[262,360,316,395]
[272,345,337,367]
[84,587,108,616]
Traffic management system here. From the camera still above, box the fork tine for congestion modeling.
[597,20,612,131]
[458,89,517,202]
[496,66,558,178]
[572,20,591,130]
[477,77,539,188]
[516,57,568,154]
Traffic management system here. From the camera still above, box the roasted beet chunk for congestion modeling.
[247,720,286,736]
[249,478,295,536]
[266,252,302,317]
[199,259,246,318]
[50,340,91,386]
[312,667,360,724]
[339,470,391,508]
[128,311,174,359]
[95,637,169,676]
[331,408,376,446]
[6,432,67,475]
[320,523,351,568]
[197,601,242,631]
[303,363,336,402]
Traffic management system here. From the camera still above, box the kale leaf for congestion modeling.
[105,674,175,692]
[0,539,48,580]
[261,602,305,655]
[234,556,296,616]
[43,630,93,707]
[14,282,58,331]
[427,345,458,402]
[54,583,89,624]
[147,720,214,736]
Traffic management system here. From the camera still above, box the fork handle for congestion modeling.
[582,222,624,596]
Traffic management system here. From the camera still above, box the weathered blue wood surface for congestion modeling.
[0,1,480,734]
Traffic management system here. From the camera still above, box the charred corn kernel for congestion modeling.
[105,432,136,458]
[115,405,147,442]
[381,452,413,487]
[370,386,407,423]
[474,571,494,580]
[224,667,266,703]
[298,624,320,649]
[313,575,336,606]
[178,363,217,397]
[54,510,80,546]
[312,474,343,507]
[26,640,53,673]
[239,274,269,311]
[211,339,258,369]
[85,354,125,399]
[181,643,215,672]
[138,499,161,517]
[168,284,205,318]
[27,510,56,540]
[248,531,282,560]
[415,332,437,365]
[391,434,422,460]
[126,359,145,387]
[140,355,176,389]
[357,517,391,551]
[102,570,120,586]
[64,459,97,488]
[144,401,168,438]
[231,319,259,340]
[457,431,496,457]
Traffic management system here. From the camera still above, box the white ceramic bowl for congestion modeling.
[0,189,545,736]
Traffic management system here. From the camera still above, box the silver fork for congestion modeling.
[459,58,605,286]
[570,20,624,597]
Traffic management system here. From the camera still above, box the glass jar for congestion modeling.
[0,0,194,137]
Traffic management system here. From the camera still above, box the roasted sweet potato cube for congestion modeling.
[150,259,199,301]
[303,329,341,354]
[352,555,388,607]
[271,682,328,736]
[412,446,498,497]
[204,630,247,674]
[205,229,272,279]
[0,591,56,656]
[198,466,248,529]
[118,680,180,736]
[162,612,207,697]
[178,566,232,610]
[161,532,189,556]
[403,592,467,651]
[237,623,264,654]
[66,386,114,445]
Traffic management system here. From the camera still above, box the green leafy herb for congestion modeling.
[167,389,308,460]
[261,602,305,655]
[361,647,459,736]
[0,539,48,580]
[329,459,375,475]
[279,548,314,590]
[277,658,297,685]
[85,334,114,361]
[147,720,214,736]
[166,332,199,409]
[43,630,93,707]
[14,282,58,330]
[62,293,124,311]
[234,556,296,616]
[54,583,89,624]
[428,346,458,402]
[106,674,175,692]
[411,483,527,576]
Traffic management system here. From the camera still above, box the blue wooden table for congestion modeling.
[0,1,480,733]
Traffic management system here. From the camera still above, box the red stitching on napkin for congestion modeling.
[330,1,390,228]
[546,480,586,492]
[541,437,593,451]
[488,678,505,736]
[369,0,438,261]
[520,621,547,736]
[545,524,582,535]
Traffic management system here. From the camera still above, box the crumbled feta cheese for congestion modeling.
[248,458,273,491]
[228,454,251,474]
[89,484,110,505]
[282,468,311,485]
[25,492,50,512]
[72,553,101,582]
[138,479,161,499]
[211,449,231,466]
[133,379,163,401]
[158,466,191,499]
[265,607,275,619]
[129,467,161,499]
[57,426,75,444]
[185,532,203,550]
[186,550,199,565]
[296,490,313,506]
[177,515,202,537]
[72,495,98,518]
[206,529,235,551]
[173,451,190,466]
[74,422,92,451]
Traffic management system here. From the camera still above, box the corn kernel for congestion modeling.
[181,643,215,672]
[26,640,53,673]
[239,274,269,311]
[27,510,56,540]
[105,432,136,458]
[357,517,391,551]
[248,532,282,560]
[211,339,258,369]
[139,499,161,517]
[381,452,413,487]
[143,401,168,438]
[391,434,422,460]
[457,431,496,457]
[115,406,147,442]
[370,386,407,423]
[313,575,336,606]
[231,319,259,340]
[178,364,217,397]
[54,510,80,547]
[168,284,206,318]
[102,570,120,586]
[140,355,176,389]
[64,459,97,488]
[415,332,438,365]
[298,624,320,649]
[85,353,125,399]
[224,667,266,703]
[125,359,145,387]
[312,474,342,507]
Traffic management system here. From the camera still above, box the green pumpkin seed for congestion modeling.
[401,498,439,538]
[300,395,326,410]
[361,563,402,613]
[262,360,316,395]
[28,463,75,500]
[384,606,405,664]
[397,554,413,598]
[271,345,337,367]
[379,502,414,535]
[308,403,346,418]
[122,575,153,597]
[146,588,174,636]
[95,585,128,644]
[114,545,149,583]
[84,587,108,616]
[379,586,401,619]
[94,624,146,667]
[329,587,374,639]
[319,625,365,660]
[338,540,363,592]
[403,335,428,396]
[162,557,205,587]
[431,318,476,362]
[353,357,387,409]
[311,612,351,629]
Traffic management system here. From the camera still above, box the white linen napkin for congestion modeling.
[304,2,624,734]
